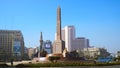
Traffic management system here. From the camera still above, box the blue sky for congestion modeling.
[0,0,120,53]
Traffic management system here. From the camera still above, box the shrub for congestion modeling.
[15,61,120,67]
[54,56,60,62]
[49,56,55,62]
[15,64,29,67]
[48,56,60,62]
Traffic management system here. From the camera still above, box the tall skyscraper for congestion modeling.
[62,26,75,52]
[62,26,89,52]
[0,30,24,60]
[53,6,65,54]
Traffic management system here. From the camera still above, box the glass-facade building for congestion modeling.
[43,40,52,54]
[0,30,24,61]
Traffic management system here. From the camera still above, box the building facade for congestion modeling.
[72,37,89,51]
[117,51,120,57]
[0,30,24,61]
[27,48,35,59]
[62,26,75,52]
[82,47,110,58]
[43,40,52,54]
[61,26,89,52]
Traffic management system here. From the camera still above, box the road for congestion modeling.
[6,60,32,66]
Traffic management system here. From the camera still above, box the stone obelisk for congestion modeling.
[53,6,65,54]
[57,6,61,40]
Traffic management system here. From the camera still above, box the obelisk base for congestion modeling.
[53,40,65,54]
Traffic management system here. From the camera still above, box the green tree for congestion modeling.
[40,49,48,57]
[49,56,54,62]
[48,56,60,63]
[54,56,60,62]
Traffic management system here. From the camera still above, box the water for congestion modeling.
[6,65,120,68]
[40,65,120,68]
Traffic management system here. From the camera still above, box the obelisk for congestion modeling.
[53,6,65,54]
[57,6,61,40]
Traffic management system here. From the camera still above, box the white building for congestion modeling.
[64,26,75,52]
[82,47,110,58]
[61,26,89,52]
[117,51,120,57]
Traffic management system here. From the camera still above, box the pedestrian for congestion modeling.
[94,60,96,65]
[11,59,13,66]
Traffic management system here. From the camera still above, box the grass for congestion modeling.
[15,61,120,67]
[0,61,120,67]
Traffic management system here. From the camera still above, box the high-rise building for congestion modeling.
[62,26,75,52]
[72,37,89,51]
[61,26,89,52]
[61,28,65,41]
[0,30,24,60]
[53,6,65,54]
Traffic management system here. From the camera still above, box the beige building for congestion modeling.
[81,47,110,58]
[28,48,35,59]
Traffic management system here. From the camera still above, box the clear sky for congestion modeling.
[0,0,120,53]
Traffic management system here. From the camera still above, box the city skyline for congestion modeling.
[0,0,120,53]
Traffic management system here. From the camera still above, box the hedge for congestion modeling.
[15,62,120,67]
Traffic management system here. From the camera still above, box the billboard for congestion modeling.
[13,41,21,56]
[45,43,51,49]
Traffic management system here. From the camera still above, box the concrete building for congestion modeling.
[61,26,75,52]
[34,47,39,54]
[82,47,110,58]
[28,48,35,59]
[61,28,65,41]
[61,26,89,52]
[117,51,120,57]
[0,30,24,60]
[72,37,89,51]
[24,47,28,54]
